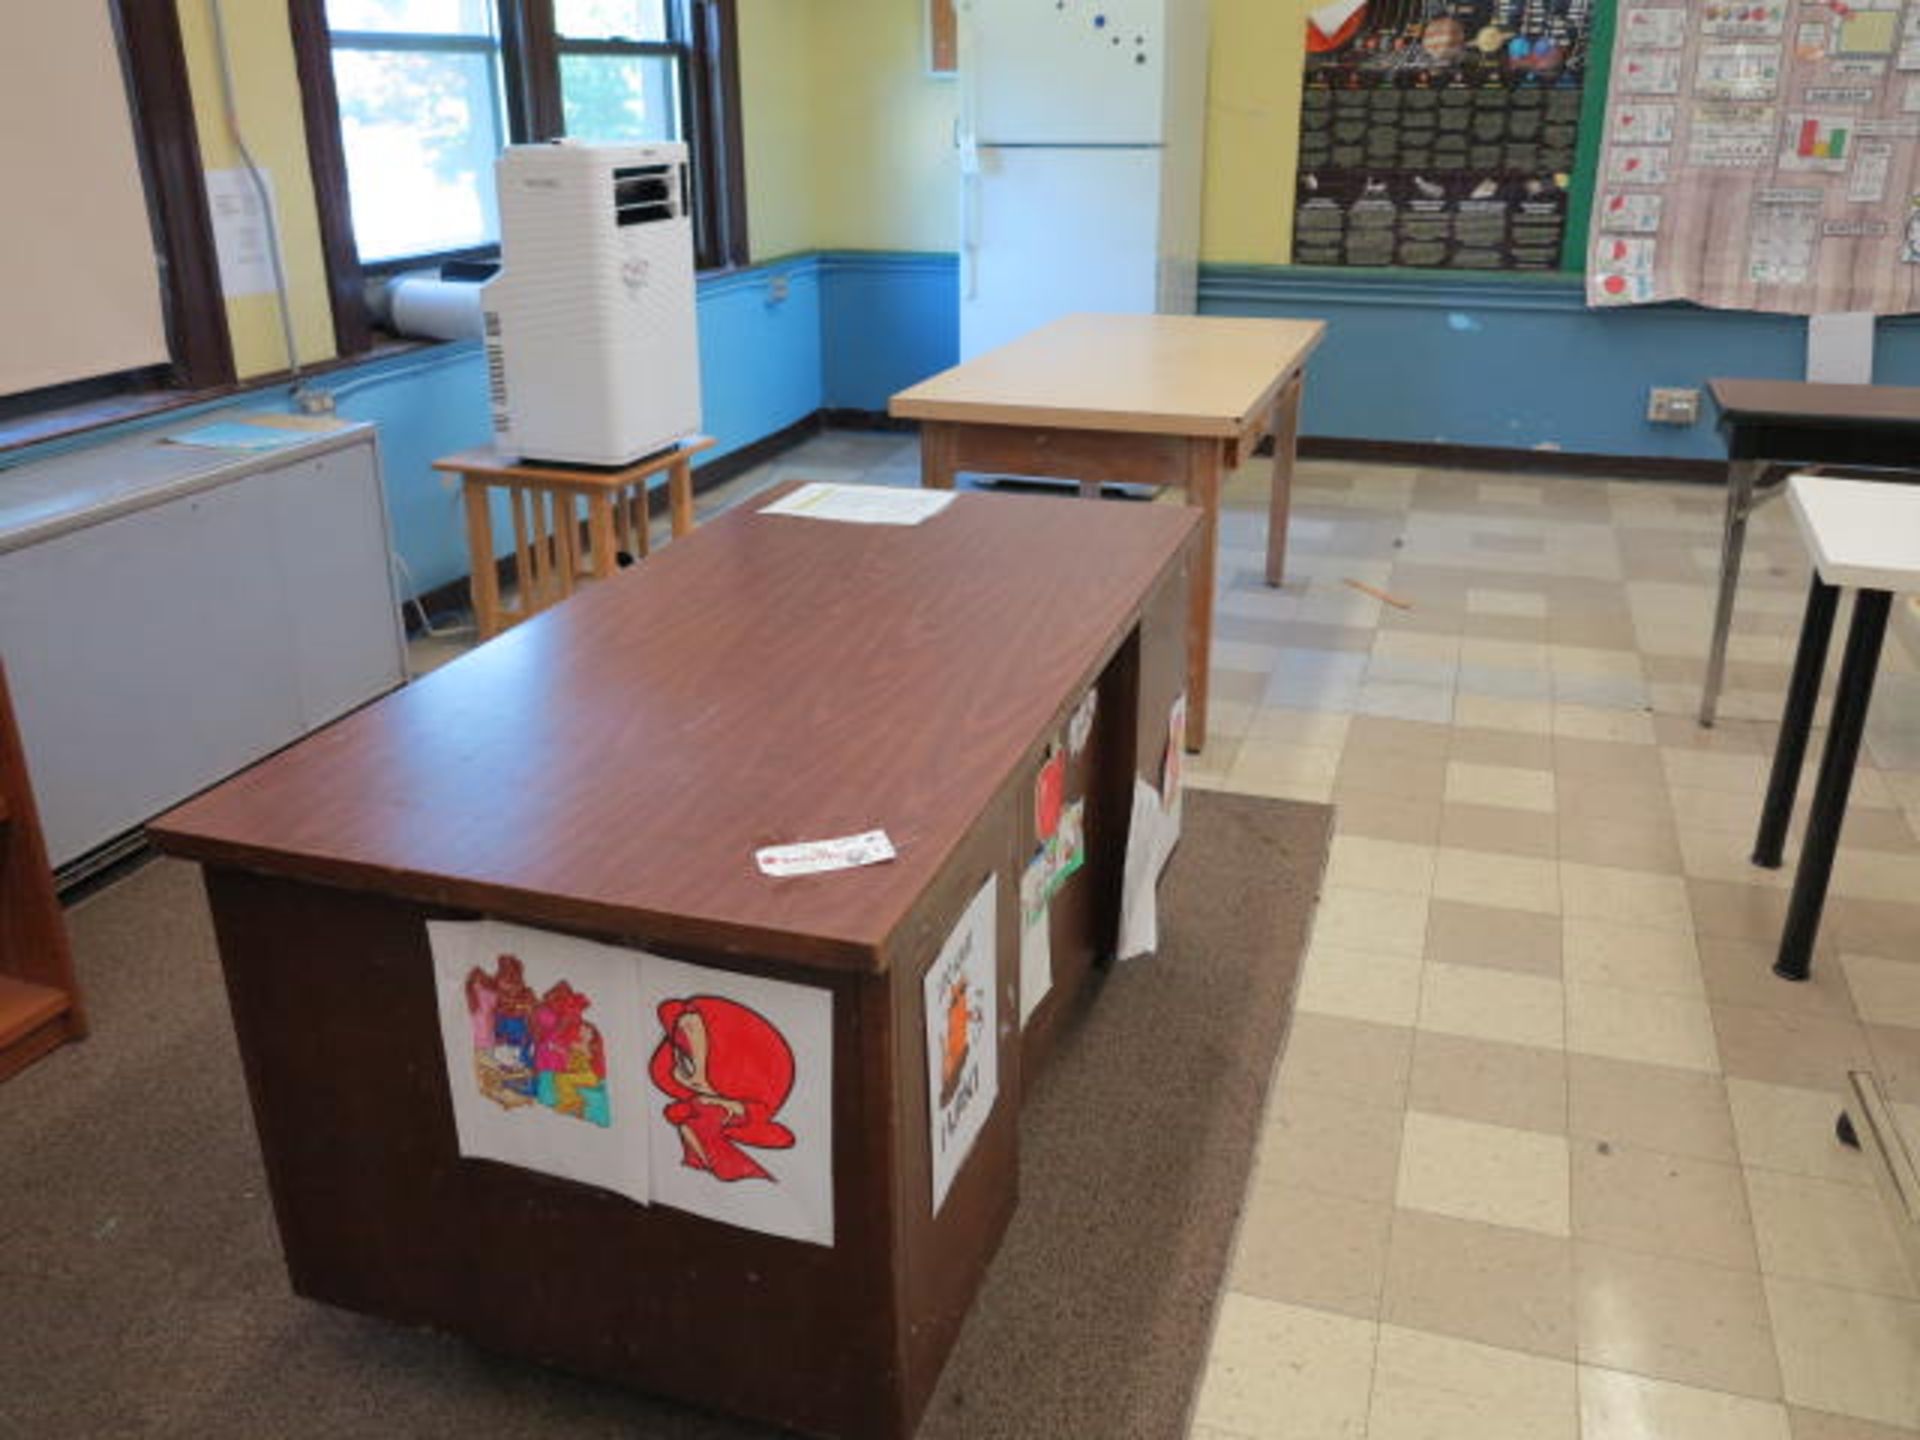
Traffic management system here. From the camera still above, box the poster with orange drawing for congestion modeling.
[429,919,651,1204]
[639,956,835,1246]
[923,876,999,1214]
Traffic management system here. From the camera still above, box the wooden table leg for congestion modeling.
[587,493,618,579]
[670,458,695,539]
[1182,439,1223,753]
[1266,371,1304,588]
[553,491,579,598]
[920,422,959,489]
[462,477,502,641]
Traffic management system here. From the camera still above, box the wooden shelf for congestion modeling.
[0,657,83,1082]
[0,974,69,1051]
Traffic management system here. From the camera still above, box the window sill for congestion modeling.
[0,336,432,461]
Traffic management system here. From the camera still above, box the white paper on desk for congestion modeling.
[1118,776,1183,961]
[759,482,957,526]
[429,919,650,1205]
[755,829,896,877]
[925,876,999,1214]
[639,955,835,1246]
[1019,851,1052,1027]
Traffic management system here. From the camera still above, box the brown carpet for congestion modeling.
[0,789,1330,1440]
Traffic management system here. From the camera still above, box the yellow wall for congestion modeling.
[803,0,959,253]
[176,1,338,377]
[774,0,1305,265]
[163,0,1288,364]
[1204,0,1305,264]
[737,0,821,259]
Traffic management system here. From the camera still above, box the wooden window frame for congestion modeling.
[1,1,234,429]
[291,0,748,360]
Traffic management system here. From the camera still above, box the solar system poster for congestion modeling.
[1294,0,1596,269]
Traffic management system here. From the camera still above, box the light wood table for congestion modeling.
[889,314,1325,749]
[435,437,714,639]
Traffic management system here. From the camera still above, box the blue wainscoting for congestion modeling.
[1199,267,1814,462]
[19,250,1920,603]
[818,252,959,411]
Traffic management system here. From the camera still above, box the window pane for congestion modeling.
[555,0,669,41]
[560,52,680,142]
[333,49,503,261]
[326,0,498,36]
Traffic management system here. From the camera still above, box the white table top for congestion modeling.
[1788,475,1920,592]
[888,313,1324,439]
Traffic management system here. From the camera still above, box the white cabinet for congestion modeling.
[0,423,406,870]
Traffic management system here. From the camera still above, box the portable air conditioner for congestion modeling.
[482,140,702,467]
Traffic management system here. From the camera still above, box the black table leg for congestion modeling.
[1775,587,1892,982]
[1753,574,1839,868]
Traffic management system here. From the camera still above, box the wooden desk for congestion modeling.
[149,486,1198,1440]
[435,437,714,640]
[1702,379,1920,726]
[890,313,1326,749]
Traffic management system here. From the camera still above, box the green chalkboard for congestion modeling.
[1560,0,1616,270]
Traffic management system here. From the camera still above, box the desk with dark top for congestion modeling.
[1702,379,1920,727]
[149,484,1198,1440]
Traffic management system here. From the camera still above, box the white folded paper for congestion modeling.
[760,482,957,526]
[755,829,897,877]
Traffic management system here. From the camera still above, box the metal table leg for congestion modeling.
[1753,574,1839,868]
[1701,459,1766,728]
[1775,587,1892,981]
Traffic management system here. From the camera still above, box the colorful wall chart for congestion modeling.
[1589,0,1920,312]
[1294,0,1598,269]
[429,919,835,1245]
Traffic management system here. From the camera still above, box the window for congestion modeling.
[325,2,510,264]
[296,0,746,345]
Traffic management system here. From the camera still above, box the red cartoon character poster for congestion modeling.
[640,957,834,1246]
[429,919,650,1204]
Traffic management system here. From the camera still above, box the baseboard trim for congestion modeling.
[820,407,917,432]
[1297,435,1724,482]
[402,412,824,633]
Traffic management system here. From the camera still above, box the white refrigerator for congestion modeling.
[957,0,1209,360]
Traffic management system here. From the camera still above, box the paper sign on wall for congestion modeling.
[204,168,281,300]
[925,876,998,1213]
[639,956,835,1246]
[430,919,652,1205]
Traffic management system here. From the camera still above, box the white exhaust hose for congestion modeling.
[387,276,487,342]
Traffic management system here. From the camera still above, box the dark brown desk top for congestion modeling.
[1710,379,1920,428]
[151,485,1197,973]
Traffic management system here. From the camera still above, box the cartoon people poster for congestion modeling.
[429,919,651,1205]
[638,956,835,1246]
[924,876,999,1214]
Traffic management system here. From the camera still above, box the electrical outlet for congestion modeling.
[1648,387,1701,425]
[767,274,790,304]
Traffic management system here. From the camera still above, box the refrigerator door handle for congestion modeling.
[961,161,981,301]
[957,0,980,300]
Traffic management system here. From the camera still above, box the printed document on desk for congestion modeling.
[760,483,956,526]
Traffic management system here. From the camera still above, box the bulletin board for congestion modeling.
[1589,0,1920,312]
[1292,0,1600,270]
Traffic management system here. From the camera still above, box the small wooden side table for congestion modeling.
[434,436,714,639]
